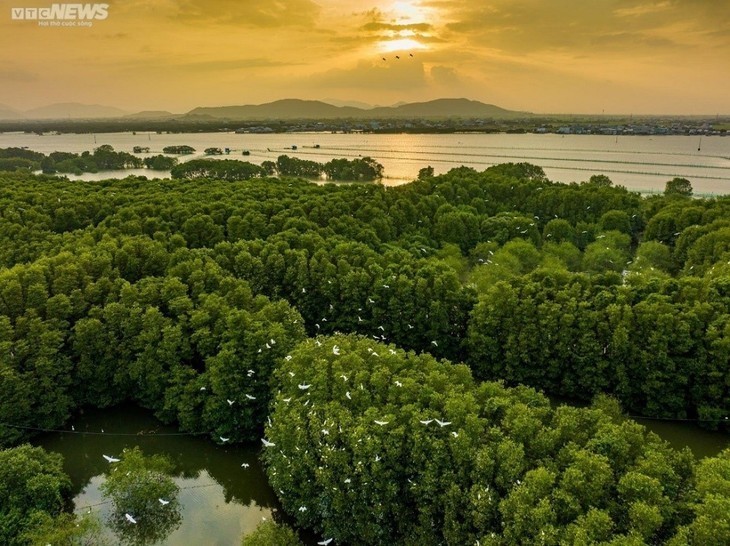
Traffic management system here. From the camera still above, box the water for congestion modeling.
[30,402,728,545]
[33,405,285,546]
[2,131,728,194]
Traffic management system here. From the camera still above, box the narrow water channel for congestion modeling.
[33,404,286,545]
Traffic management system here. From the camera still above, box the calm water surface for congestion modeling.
[2,132,728,194]
[33,405,300,546]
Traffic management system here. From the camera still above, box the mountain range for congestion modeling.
[0,98,527,121]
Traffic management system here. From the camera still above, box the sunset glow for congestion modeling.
[0,0,727,114]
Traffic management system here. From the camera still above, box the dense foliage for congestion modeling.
[0,160,728,543]
[0,444,71,545]
[263,333,706,545]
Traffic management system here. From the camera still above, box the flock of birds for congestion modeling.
[92,297,454,545]
[382,52,415,61]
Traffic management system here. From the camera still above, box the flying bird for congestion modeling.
[318,539,333,546]
[158,498,170,505]
[125,513,137,524]
[419,419,433,425]
[220,436,230,443]
[298,383,311,390]
[245,394,256,400]
[435,419,452,427]
[241,463,250,468]
[227,399,235,406]
[332,345,340,355]
[374,420,389,426]
[103,455,120,463]
[261,438,275,447]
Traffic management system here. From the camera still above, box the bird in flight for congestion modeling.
[332,345,340,355]
[374,420,389,426]
[227,399,235,406]
[435,419,451,427]
[298,383,311,390]
[103,454,120,463]
[220,436,230,443]
[241,463,250,468]
[419,419,433,425]
[125,513,137,524]
[318,539,333,546]
[158,498,170,505]
[245,394,256,400]
[261,438,276,447]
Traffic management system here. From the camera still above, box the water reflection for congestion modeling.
[33,404,281,545]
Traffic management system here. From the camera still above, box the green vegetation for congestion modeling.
[263,334,702,545]
[241,520,303,546]
[0,445,71,545]
[162,145,195,155]
[101,447,181,545]
[0,162,728,543]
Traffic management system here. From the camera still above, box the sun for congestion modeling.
[390,1,427,22]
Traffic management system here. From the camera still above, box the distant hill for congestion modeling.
[23,102,128,119]
[370,98,523,118]
[183,98,527,120]
[124,110,180,120]
[0,104,21,120]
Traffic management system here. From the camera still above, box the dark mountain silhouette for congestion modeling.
[183,98,527,120]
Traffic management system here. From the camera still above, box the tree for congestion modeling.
[665,177,693,197]
[241,520,303,546]
[100,447,181,546]
[0,444,71,546]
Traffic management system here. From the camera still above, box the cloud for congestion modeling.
[172,0,321,27]
[306,59,428,91]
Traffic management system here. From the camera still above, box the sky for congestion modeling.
[1,0,729,114]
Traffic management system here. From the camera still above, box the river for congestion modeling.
[31,403,728,545]
[1,132,728,195]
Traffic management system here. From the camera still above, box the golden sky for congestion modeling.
[1,0,729,114]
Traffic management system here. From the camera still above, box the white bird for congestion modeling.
[368,298,375,304]
[407,324,414,329]
[220,436,230,443]
[358,316,364,322]
[377,325,385,331]
[261,438,275,447]
[340,374,348,381]
[435,419,452,427]
[346,392,351,400]
[318,539,333,546]
[103,455,120,463]
[395,380,403,387]
[374,420,389,426]
[298,384,311,390]
[389,349,397,355]
[158,498,170,505]
[265,343,271,349]
[241,463,250,468]
[247,369,255,375]
[227,399,235,406]
[288,371,296,377]
[285,355,292,361]
[332,345,340,355]
[125,513,137,524]
[344,478,351,483]
[431,340,438,347]
[245,394,256,400]
[299,506,308,512]
[200,387,206,391]
[419,419,433,425]
[283,397,292,403]
[270,338,276,345]
[451,431,459,438]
